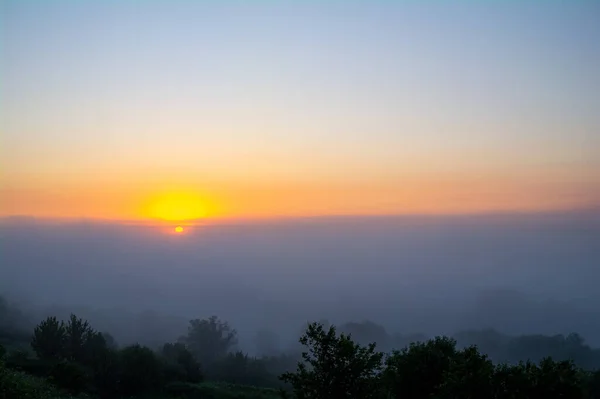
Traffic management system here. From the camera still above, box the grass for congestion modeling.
[165,381,281,399]
[1,344,282,399]
[0,361,86,399]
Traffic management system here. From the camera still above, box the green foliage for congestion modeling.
[6,307,600,399]
[491,358,585,399]
[21,315,118,397]
[0,358,83,399]
[162,342,203,384]
[165,381,280,399]
[4,352,52,376]
[383,336,459,398]
[586,370,600,399]
[63,314,95,363]
[4,348,30,365]
[180,316,238,368]
[118,344,164,396]
[31,317,66,361]
[438,345,496,399]
[5,349,92,394]
[30,314,108,368]
[47,360,90,395]
[280,322,384,399]
[81,331,109,368]
[209,351,281,388]
[88,347,120,399]
[527,357,584,398]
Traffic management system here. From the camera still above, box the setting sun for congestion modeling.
[174,226,184,233]
[142,192,220,221]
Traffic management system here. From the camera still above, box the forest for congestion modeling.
[2,295,600,398]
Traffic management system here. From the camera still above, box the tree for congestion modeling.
[382,336,458,398]
[82,330,110,369]
[492,362,531,399]
[587,369,600,399]
[529,358,585,398]
[31,316,65,360]
[47,359,90,394]
[119,344,163,396]
[90,347,121,399]
[280,322,384,399]
[63,314,95,363]
[162,342,203,383]
[438,345,495,399]
[492,358,586,399]
[179,316,237,367]
[209,351,281,388]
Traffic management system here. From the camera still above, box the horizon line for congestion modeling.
[2,207,599,227]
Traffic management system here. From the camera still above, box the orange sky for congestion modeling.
[2,2,599,222]
[2,165,598,221]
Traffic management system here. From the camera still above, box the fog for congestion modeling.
[1,211,600,352]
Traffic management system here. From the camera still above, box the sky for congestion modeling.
[1,1,599,221]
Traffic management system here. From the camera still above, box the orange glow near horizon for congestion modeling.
[1,167,599,222]
[1,174,599,222]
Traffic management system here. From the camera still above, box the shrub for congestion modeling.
[119,344,164,396]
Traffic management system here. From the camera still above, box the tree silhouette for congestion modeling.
[64,314,95,363]
[438,345,496,399]
[383,336,459,398]
[280,322,384,399]
[162,342,203,383]
[179,315,237,367]
[119,344,163,396]
[31,316,65,360]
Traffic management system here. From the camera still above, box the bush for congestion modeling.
[89,348,120,399]
[48,360,90,394]
[0,359,72,399]
[161,342,203,384]
[4,355,54,378]
[209,352,280,388]
[118,344,164,396]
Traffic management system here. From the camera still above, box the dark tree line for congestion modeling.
[3,299,600,398]
[283,322,600,399]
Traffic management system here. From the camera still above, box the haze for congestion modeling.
[2,212,600,352]
[1,0,600,360]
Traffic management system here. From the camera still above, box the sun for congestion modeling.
[143,191,219,221]
[174,226,184,233]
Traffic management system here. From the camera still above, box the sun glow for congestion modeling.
[143,191,220,221]
[174,226,184,233]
